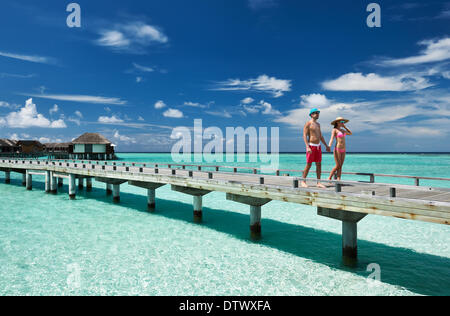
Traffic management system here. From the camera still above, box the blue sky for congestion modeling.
[0,0,449,152]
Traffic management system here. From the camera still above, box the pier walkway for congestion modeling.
[1,158,449,264]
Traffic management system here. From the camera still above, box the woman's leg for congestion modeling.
[328,149,339,180]
[337,152,346,180]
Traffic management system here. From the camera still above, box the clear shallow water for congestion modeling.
[0,153,449,296]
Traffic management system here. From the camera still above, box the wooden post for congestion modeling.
[250,205,262,240]
[106,183,112,195]
[147,188,156,212]
[86,178,92,192]
[193,195,203,223]
[342,221,358,263]
[22,173,26,186]
[45,171,51,193]
[113,184,120,203]
[390,187,396,198]
[78,178,84,190]
[415,178,420,186]
[58,177,63,187]
[26,170,32,190]
[69,174,76,200]
[50,172,57,194]
[5,171,10,184]
[317,207,367,266]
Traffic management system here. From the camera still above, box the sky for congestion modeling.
[0,0,449,152]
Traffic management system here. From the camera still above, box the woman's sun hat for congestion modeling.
[331,117,349,125]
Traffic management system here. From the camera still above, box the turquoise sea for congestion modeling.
[0,153,449,296]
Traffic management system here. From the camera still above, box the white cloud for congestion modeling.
[300,93,332,108]
[136,76,143,83]
[138,116,145,121]
[163,108,183,118]
[24,93,127,105]
[243,100,280,115]
[241,97,255,104]
[98,115,124,123]
[68,117,81,126]
[183,101,208,108]
[0,73,35,79]
[9,133,19,140]
[205,110,232,118]
[380,37,450,66]
[75,111,83,118]
[154,100,166,109]
[96,21,168,52]
[133,63,154,72]
[213,74,292,98]
[113,130,137,143]
[97,30,130,47]
[259,100,281,115]
[0,51,56,65]
[275,91,450,138]
[49,104,59,115]
[1,98,67,129]
[0,101,12,108]
[321,72,433,91]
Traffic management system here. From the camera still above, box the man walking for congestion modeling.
[301,108,330,188]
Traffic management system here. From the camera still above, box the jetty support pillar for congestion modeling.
[69,174,76,200]
[171,185,211,223]
[95,178,127,203]
[128,181,165,212]
[50,172,57,194]
[5,170,10,184]
[226,193,271,240]
[22,173,26,186]
[86,178,93,192]
[317,207,367,266]
[45,171,51,193]
[26,170,32,190]
[78,177,84,190]
[106,183,112,195]
[58,177,63,188]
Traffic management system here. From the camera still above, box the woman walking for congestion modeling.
[328,117,352,181]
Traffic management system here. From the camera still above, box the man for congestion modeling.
[301,108,330,188]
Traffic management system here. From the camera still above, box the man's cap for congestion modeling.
[310,108,320,116]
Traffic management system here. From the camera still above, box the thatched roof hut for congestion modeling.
[72,133,112,145]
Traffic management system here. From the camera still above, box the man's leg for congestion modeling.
[301,163,312,187]
[316,162,326,188]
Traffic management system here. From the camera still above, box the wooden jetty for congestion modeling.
[1,158,449,265]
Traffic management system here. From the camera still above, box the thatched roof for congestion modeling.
[17,140,43,146]
[44,142,71,149]
[0,139,18,147]
[72,133,112,145]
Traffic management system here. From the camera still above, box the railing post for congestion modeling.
[390,187,396,198]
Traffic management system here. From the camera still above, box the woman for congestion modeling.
[328,117,352,181]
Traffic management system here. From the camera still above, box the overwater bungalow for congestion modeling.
[17,140,44,154]
[44,142,72,159]
[0,139,20,154]
[69,133,116,160]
